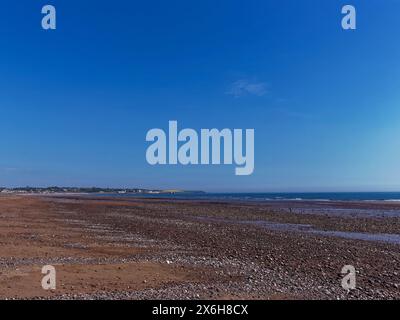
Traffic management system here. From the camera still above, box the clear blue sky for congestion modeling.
[1,0,400,192]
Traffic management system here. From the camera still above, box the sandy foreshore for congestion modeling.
[0,195,399,300]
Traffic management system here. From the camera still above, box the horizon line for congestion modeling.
[2,186,400,194]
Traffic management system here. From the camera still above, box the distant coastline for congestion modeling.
[0,186,205,195]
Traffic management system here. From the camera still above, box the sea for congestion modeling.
[94,192,400,202]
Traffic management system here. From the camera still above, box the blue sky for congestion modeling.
[1,0,400,192]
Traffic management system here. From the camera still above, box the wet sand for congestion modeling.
[0,195,399,299]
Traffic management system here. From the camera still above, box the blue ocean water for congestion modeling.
[95,192,400,202]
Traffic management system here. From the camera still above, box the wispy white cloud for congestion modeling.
[226,79,268,97]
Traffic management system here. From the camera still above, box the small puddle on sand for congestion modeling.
[195,217,400,245]
[309,230,400,244]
